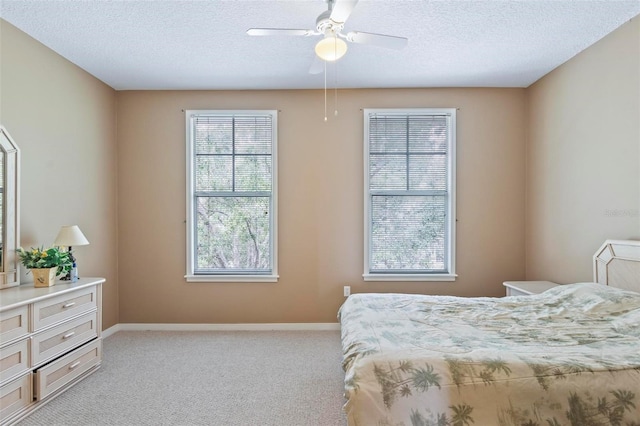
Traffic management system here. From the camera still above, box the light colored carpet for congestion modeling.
[18,330,348,426]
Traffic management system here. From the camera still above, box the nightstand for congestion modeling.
[503,281,559,296]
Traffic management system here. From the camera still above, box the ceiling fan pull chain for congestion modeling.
[324,60,328,122]
[334,37,339,117]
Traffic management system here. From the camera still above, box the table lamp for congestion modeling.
[54,225,90,281]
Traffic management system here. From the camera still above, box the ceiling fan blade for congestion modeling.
[247,28,315,37]
[345,31,408,50]
[309,56,324,75]
[330,0,359,24]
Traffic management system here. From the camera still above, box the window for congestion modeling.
[363,108,456,281]
[185,110,277,282]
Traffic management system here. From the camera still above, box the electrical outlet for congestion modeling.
[344,286,351,297]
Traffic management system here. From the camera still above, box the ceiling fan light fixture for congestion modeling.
[315,36,348,62]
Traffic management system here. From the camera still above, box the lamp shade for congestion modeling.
[54,225,90,247]
[315,36,347,61]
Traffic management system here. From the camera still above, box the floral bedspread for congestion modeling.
[338,283,640,426]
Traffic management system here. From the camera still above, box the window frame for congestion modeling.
[185,110,278,283]
[363,108,457,282]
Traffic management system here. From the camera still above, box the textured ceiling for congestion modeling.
[1,0,639,90]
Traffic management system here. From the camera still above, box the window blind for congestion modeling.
[190,112,275,275]
[194,115,272,193]
[366,112,453,274]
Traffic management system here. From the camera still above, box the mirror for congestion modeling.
[0,125,19,289]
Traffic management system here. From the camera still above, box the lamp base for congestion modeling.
[61,248,79,282]
[60,269,78,282]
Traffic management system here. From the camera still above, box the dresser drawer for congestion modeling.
[0,305,29,346]
[0,373,32,421]
[32,286,97,332]
[0,338,29,385]
[31,312,97,368]
[35,339,101,401]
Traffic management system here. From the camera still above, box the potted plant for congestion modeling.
[17,246,73,287]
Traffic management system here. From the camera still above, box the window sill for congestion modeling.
[185,274,279,283]
[363,273,457,282]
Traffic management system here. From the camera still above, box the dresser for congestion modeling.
[0,277,105,425]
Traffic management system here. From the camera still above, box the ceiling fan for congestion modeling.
[246,0,408,74]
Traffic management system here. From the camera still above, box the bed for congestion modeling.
[338,240,640,425]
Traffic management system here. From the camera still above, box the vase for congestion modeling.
[31,267,57,288]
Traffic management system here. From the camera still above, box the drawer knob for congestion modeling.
[62,302,76,308]
[62,331,76,339]
[69,361,81,370]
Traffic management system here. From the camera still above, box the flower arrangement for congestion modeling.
[17,246,73,276]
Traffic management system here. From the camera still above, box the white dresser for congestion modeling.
[0,277,105,425]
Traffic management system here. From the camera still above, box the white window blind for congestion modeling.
[364,109,456,280]
[186,110,278,282]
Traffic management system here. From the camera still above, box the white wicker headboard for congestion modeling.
[593,240,640,292]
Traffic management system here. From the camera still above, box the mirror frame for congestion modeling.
[0,125,20,289]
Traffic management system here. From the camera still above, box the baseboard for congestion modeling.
[103,322,339,336]
[102,324,122,338]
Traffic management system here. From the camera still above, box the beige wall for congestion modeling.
[117,88,526,323]
[0,20,119,329]
[526,18,640,283]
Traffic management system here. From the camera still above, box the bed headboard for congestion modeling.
[593,239,640,292]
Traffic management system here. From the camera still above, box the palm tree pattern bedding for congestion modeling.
[338,283,640,426]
